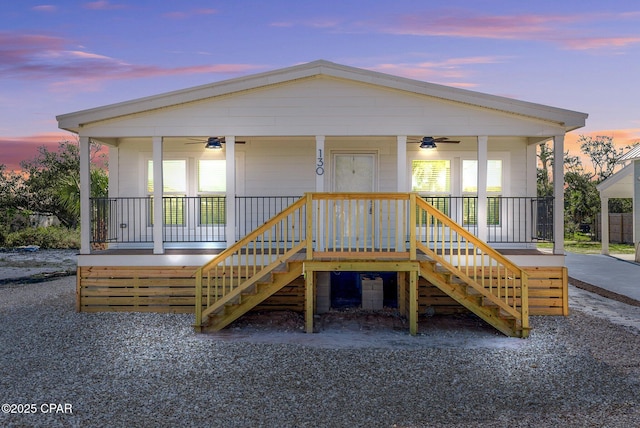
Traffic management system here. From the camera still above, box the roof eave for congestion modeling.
[56,59,588,132]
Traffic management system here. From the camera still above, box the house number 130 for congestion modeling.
[316,149,324,175]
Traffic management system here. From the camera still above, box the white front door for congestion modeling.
[333,153,376,193]
[333,153,376,249]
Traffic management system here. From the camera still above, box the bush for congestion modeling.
[4,226,80,249]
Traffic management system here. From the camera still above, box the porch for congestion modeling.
[77,193,568,338]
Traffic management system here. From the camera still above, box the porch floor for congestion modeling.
[87,248,550,257]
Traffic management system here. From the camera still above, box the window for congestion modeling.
[198,160,226,225]
[412,160,450,194]
[412,160,451,221]
[462,160,502,225]
[148,160,186,225]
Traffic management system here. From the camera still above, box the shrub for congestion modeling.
[4,226,80,249]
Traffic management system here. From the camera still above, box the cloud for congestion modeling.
[269,18,342,29]
[163,9,217,19]
[268,10,640,51]
[561,36,640,50]
[32,5,57,13]
[0,132,72,171]
[385,12,572,40]
[83,1,126,10]
[0,31,264,88]
[367,56,507,87]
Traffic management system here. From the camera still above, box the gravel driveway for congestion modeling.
[1,276,639,427]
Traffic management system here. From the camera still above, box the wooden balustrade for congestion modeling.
[195,192,529,336]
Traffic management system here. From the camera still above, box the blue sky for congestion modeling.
[1,0,639,169]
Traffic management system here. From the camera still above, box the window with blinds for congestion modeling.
[412,160,450,194]
[198,160,226,225]
[412,160,451,221]
[462,160,502,225]
[148,160,186,226]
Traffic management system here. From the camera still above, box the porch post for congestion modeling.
[316,136,325,251]
[315,136,325,191]
[601,196,609,255]
[397,136,408,191]
[79,136,91,254]
[477,136,488,242]
[526,142,538,246]
[634,159,640,262]
[553,135,565,255]
[152,136,164,254]
[225,135,236,247]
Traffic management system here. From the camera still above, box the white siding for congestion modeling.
[80,77,568,138]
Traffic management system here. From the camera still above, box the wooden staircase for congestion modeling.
[194,193,530,338]
[419,260,528,337]
[200,260,303,331]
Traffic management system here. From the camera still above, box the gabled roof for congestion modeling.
[619,144,640,162]
[57,59,587,133]
[597,162,634,198]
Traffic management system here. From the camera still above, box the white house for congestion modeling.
[57,60,587,336]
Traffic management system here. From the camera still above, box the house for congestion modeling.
[57,60,587,337]
[597,145,640,261]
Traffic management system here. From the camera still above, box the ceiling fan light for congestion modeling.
[205,137,223,149]
[420,137,437,149]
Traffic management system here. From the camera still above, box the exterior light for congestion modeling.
[205,137,223,150]
[420,136,437,149]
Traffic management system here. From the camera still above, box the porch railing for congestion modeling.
[235,196,302,240]
[90,195,553,245]
[90,196,226,245]
[195,193,529,335]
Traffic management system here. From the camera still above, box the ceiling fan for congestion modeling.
[409,136,461,149]
[185,137,246,149]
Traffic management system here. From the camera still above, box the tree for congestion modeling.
[578,135,630,183]
[537,141,553,197]
[1,139,108,230]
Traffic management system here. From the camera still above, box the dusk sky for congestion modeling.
[1,0,639,171]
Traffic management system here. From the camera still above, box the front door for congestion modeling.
[333,153,376,249]
[333,153,376,193]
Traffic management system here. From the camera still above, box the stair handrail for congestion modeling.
[413,195,529,331]
[195,196,307,328]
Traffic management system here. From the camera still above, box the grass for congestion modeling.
[537,233,636,255]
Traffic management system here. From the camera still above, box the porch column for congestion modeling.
[152,137,164,254]
[601,196,609,255]
[477,136,488,242]
[315,136,325,191]
[315,136,325,251]
[225,135,236,247]
[526,142,538,246]
[634,159,640,262]
[553,135,565,254]
[79,136,91,254]
[397,135,408,191]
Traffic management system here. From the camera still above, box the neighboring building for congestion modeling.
[597,145,640,261]
[57,60,587,337]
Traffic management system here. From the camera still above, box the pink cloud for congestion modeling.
[83,1,126,10]
[0,132,73,171]
[367,56,506,87]
[366,10,640,51]
[387,12,571,39]
[561,36,640,50]
[0,31,264,87]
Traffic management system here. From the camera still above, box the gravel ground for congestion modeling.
[1,276,640,427]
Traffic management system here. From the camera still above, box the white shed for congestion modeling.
[597,145,640,261]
